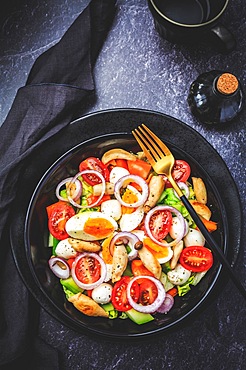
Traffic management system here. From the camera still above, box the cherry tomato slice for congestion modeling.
[74,255,101,285]
[47,202,75,240]
[171,159,191,182]
[148,209,172,241]
[79,157,110,185]
[179,245,213,272]
[138,278,158,306]
[111,276,139,312]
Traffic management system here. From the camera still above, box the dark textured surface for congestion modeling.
[1,1,245,369]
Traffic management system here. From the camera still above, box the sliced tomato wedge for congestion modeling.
[127,159,151,179]
[171,159,191,182]
[115,158,128,169]
[131,259,154,277]
[111,276,139,311]
[79,157,110,185]
[138,278,158,306]
[67,257,76,269]
[179,245,213,272]
[87,194,111,206]
[47,201,75,240]
[106,158,129,171]
[166,287,178,297]
[74,255,101,285]
[148,209,172,241]
[86,289,93,298]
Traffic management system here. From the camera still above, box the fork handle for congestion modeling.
[180,194,246,300]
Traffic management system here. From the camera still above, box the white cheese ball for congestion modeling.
[101,199,122,220]
[169,217,188,239]
[167,264,191,285]
[55,239,77,259]
[91,283,113,304]
[184,228,205,247]
[109,166,130,184]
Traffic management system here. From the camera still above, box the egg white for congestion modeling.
[101,199,122,220]
[119,206,144,232]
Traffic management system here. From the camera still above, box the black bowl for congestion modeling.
[10,108,241,339]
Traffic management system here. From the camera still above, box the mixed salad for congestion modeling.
[47,147,218,324]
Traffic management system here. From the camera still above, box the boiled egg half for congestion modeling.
[65,211,118,241]
[143,236,173,264]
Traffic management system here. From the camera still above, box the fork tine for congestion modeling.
[132,130,156,166]
[141,124,172,156]
[137,125,164,160]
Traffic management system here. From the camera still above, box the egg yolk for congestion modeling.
[84,218,115,239]
[121,188,138,214]
[101,235,114,264]
[143,237,170,259]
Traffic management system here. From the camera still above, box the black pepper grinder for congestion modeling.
[187,70,244,125]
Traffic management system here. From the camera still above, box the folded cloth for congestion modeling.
[0,0,116,368]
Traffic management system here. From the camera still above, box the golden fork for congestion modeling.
[132,124,246,300]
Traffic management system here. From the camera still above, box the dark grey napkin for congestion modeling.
[0,1,116,368]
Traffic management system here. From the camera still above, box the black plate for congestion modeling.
[10,108,242,339]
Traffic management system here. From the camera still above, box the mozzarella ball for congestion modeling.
[169,216,188,239]
[184,228,205,247]
[167,264,191,285]
[101,199,122,220]
[91,283,113,304]
[55,239,77,259]
[109,166,130,184]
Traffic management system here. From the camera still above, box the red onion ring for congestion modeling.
[156,293,174,314]
[126,276,166,313]
[55,177,82,202]
[109,231,140,260]
[114,174,149,208]
[71,252,107,290]
[67,170,106,209]
[174,182,190,199]
[67,179,82,201]
[145,205,186,247]
[48,257,70,279]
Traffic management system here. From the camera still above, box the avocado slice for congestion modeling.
[126,308,154,325]
[48,233,59,255]
[60,277,83,294]
[102,302,118,319]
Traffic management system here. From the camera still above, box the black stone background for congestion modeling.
[0,1,245,369]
